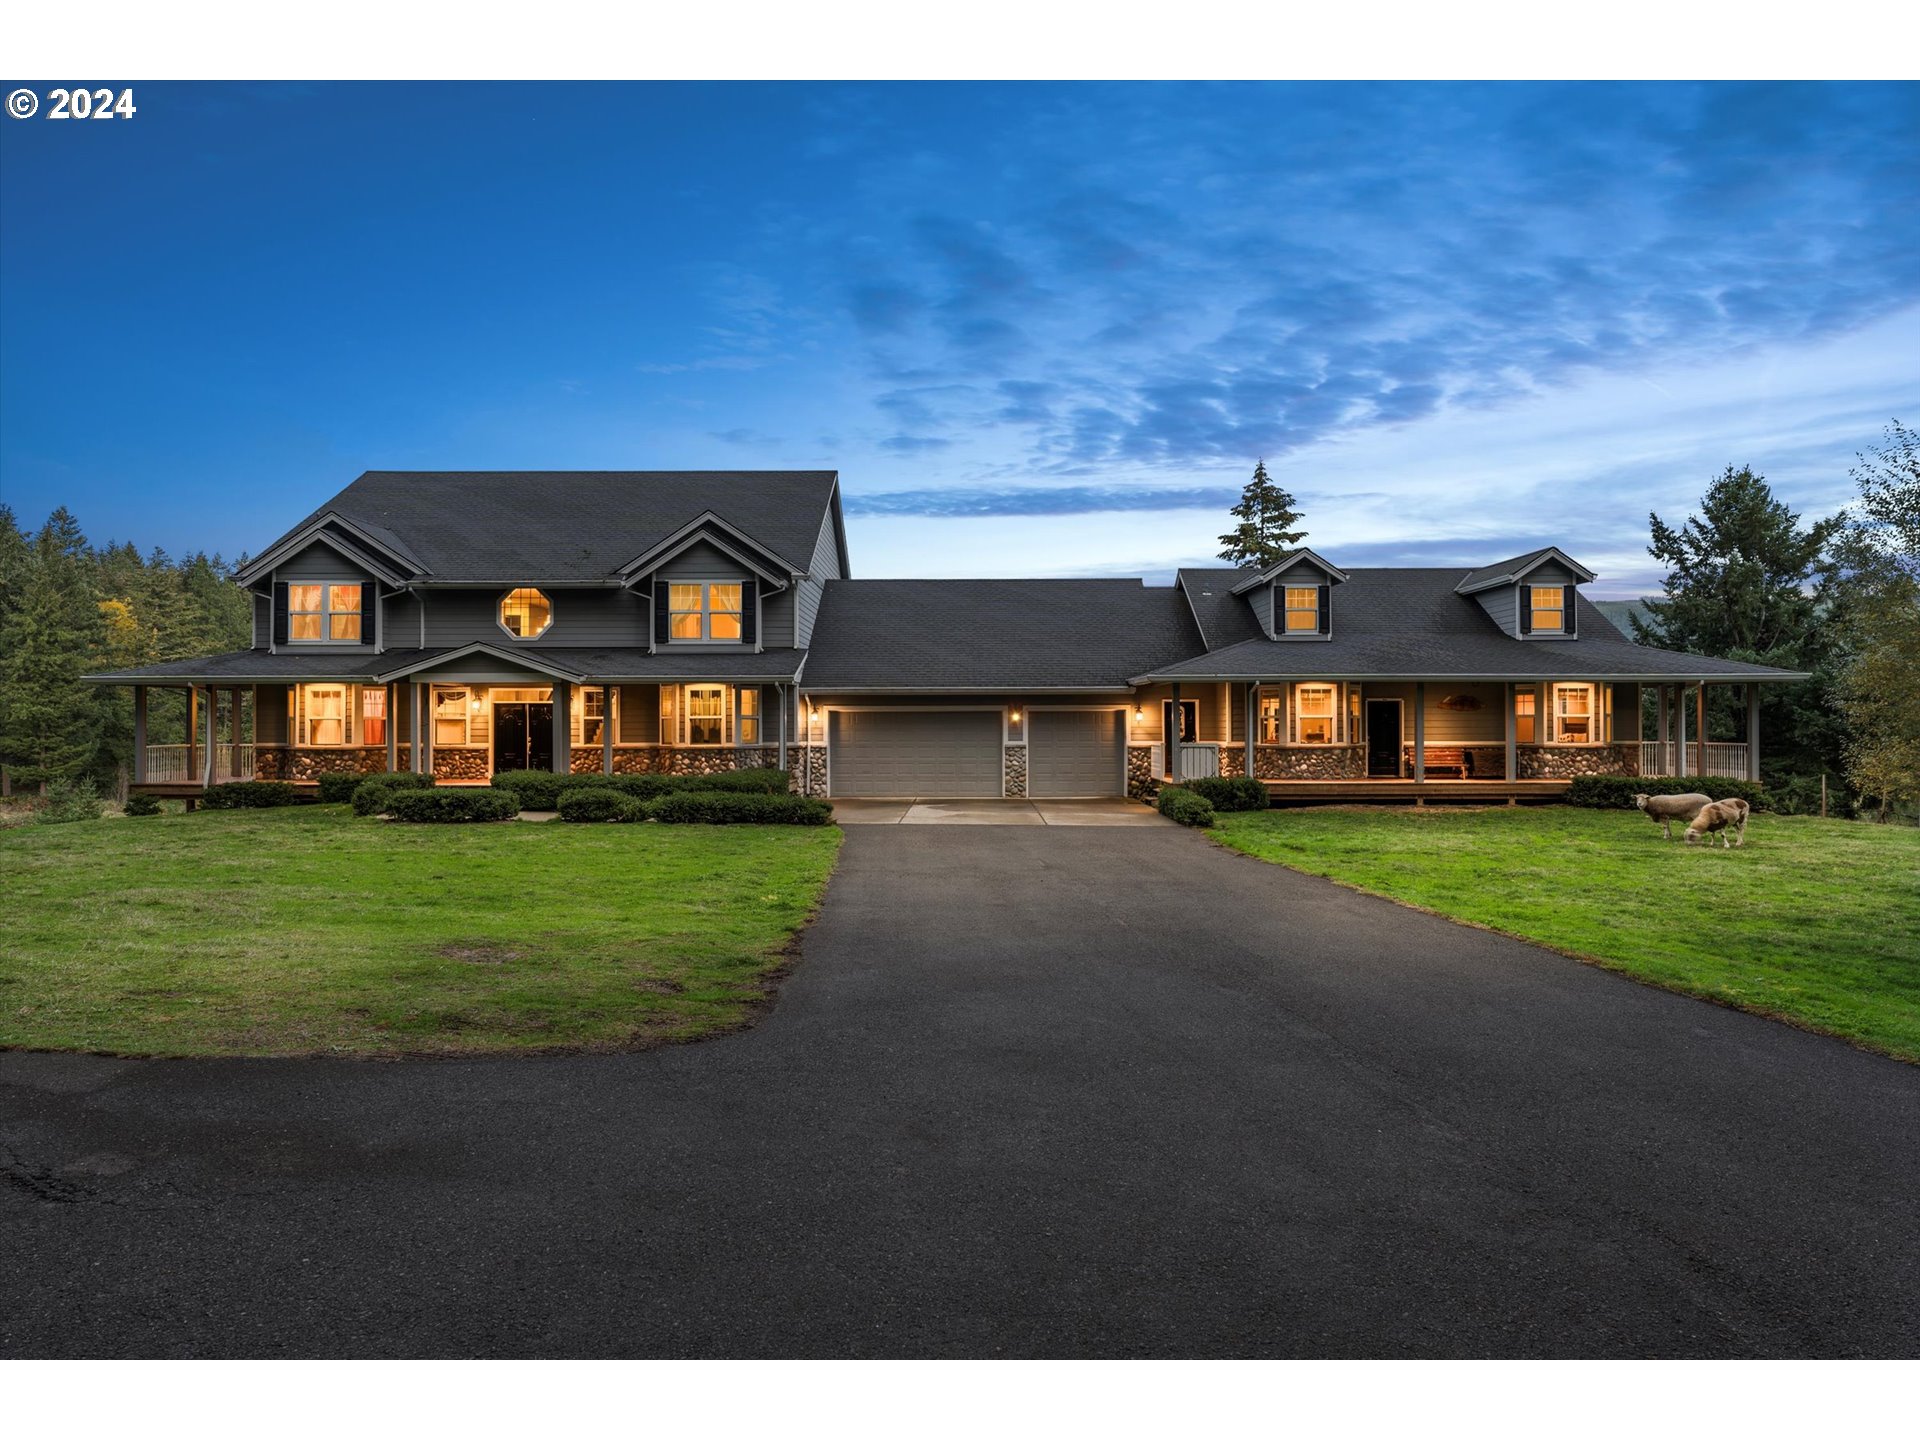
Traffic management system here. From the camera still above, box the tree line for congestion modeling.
[1218,423,1918,820]
[0,505,251,795]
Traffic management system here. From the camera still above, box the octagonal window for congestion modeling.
[499,587,553,639]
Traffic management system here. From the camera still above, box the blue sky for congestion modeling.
[2,81,1915,595]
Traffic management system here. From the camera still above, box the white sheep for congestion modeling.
[1634,792,1712,840]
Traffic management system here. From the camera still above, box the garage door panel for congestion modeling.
[830,710,1003,797]
[1029,710,1125,797]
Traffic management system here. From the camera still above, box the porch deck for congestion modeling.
[1260,777,1571,805]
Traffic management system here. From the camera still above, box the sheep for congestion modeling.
[1685,797,1751,849]
[1634,792,1712,840]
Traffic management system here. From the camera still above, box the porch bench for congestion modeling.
[1416,746,1473,778]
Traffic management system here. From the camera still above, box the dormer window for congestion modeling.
[1526,584,1564,634]
[669,582,743,642]
[499,587,553,639]
[288,583,362,643]
[1283,586,1320,633]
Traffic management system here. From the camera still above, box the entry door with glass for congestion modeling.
[493,701,554,773]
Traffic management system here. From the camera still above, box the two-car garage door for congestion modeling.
[827,708,1125,798]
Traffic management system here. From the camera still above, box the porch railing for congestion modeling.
[1628,740,1751,780]
[143,743,255,785]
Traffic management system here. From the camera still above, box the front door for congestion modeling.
[1365,700,1401,777]
[492,703,555,773]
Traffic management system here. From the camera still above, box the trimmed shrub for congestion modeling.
[1156,785,1216,828]
[387,788,520,823]
[201,780,299,809]
[1567,774,1770,812]
[488,770,576,810]
[492,766,796,809]
[648,790,833,825]
[351,780,402,817]
[557,787,648,823]
[38,778,105,824]
[690,766,793,795]
[123,792,162,818]
[1182,775,1269,812]
[317,770,430,804]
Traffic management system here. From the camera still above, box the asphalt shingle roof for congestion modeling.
[1454,546,1591,593]
[803,579,1205,690]
[1176,568,1269,649]
[85,647,808,684]
[1134,569,1806,681]
[281,471,840,581]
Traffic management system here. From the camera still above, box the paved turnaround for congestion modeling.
[4,826,1917,1358]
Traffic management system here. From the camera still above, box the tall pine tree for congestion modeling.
[0,510,105,788]
[1218,460,1307,567]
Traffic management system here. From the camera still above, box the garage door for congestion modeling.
[1028,709,1125,797]
[829,710,1004,797]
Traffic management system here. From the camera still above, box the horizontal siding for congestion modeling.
[662,538,752,581]
[277,545,374,583]
[794,506,843,648]
[255,684,289,743]
[252,593,271,648]
[416,588,647,648]
[618,684,660,744]
[761,585,795,649]
[1475,586,1520,637]
[1363,681,1507,744]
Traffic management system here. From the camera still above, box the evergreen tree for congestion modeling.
[1630,465,1846,802]
[1217,460,1307,567]
[0,510,105,787]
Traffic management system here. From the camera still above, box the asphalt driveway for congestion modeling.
[4,825,1917,1357]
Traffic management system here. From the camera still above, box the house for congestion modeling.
[86,471,1804,802]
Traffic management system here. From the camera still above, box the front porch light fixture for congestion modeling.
[1010,708,1022,724]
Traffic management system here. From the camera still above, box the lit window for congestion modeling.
[1284,586,1319,633]
[361,686,387,745]
[297,684,352,746]
[685,685,727,745]
[581,687,615,747]
[1258,693,1284,743]
[287,583,361,643]
[668,583,744,642]
[434,687,471,746]
[738,686,760,744]
[499,588,553,639]
[1515,689,1536,744]
[1528,585,1563,634]
[1553,683,1595,744]
[1293,683,1337,745]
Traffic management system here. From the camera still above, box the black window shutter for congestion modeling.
[361,581,376,645]
[1519,587,1533,634]
[272,582,289,646]
[1563,584,1577,637]
[653,581,669,645]
[740,578,758,646]
[1317,584,1330,635]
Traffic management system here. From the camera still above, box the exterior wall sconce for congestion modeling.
[1010,708,1022,724]
[1133,704,1144,721]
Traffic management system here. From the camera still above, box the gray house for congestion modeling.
[87,471,1802,802]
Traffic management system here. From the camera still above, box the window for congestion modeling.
[434,687,471,746]
[499,588,553,639]
[737,687,760,745]
[287,583,362,643]
[1552,683,1596,745]
[1515,688,1536,744]
[297,684,351,746]
[1284,586,1320,633]
[1527,585,1564,634]
[685,685,727,745]
[1258,692,1284,743]
[1161,698,1198,743]
[669,582,744,642]
[1293,683,1337,745]
[580,687,616,747]
[361,686,387,746]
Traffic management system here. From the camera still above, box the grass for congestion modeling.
[1212,806,1920,1063]
[0,805,841,1058]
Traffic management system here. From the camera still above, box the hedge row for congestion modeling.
[317,770,434,804]
[1156,785,1216,827]
[387,789,521,823]
[1567,774,1770,812]
[1179,775,1269,811]
[490,766,792,810]
[556,786,832,825]
[201,780,301,809]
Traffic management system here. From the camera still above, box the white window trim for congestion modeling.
[672,683,733,747]
[295,682,357,748]
[1526,583,1567,637]
[575,685,619,748]
[1291,681,1343,747]
[432,685,473,747]
[287,581,364,645]
[1281,585,1320,636]
[737,685,761,745]
[496,587,555,642]
[1549,682,1602,746]
[667,581,746,644]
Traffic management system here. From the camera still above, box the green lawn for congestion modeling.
[1212,806,1920,1063]
[0,806,841,1058]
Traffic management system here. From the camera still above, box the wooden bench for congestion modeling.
[1415,746,1473,778]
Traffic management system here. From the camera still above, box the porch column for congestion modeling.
[202,686,217,788]
[187,685,199,783]
[777,683,788,773]
[1244,683,1257,779]
[1696,683,1708,777]
[229,688,242,778]
[133,686,148,783]
[1504,682,1516,781]
[553,683,572,775]
[1656,684,1668,775]
[1168,683,1182,781]
[410,683,424,774]
[421,684,434,777]
[386,683,398,772]
[1745,684,1760,782]
[601,685,614,776]
[1413,681,1426,783]
[1676,685,1687,775]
